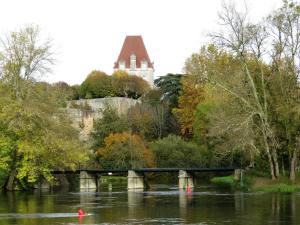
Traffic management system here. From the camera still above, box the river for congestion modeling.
[0,183,299,225]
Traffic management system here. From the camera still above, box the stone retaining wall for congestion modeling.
[66,97,138,140]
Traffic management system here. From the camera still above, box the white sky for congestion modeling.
[0,0,283,85]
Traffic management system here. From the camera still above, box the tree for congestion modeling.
[173,74,205,138]
[183,46,255,167]
[92,106,129,148]
[154,73,183,108]
[80,71,113,98]
[112,70,150,99]
[52,81,75,107]
[150,135,206,168]
[0,120,17,188]
[0,25,87,190]
[184,1,300,180]
[267,0,300,181]
[97,132,155,169]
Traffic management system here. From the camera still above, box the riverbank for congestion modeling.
[211,173,300,193]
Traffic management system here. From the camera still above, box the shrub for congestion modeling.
[150,135,207,168]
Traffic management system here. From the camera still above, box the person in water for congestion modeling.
[78,208,85,216]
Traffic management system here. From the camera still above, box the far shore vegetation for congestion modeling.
[1,0,300,192]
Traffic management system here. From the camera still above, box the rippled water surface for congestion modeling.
[0,184,299,225]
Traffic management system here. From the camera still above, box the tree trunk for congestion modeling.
[262,131,277,180]
[5,150,18,191]
[290,149,297,181]
[5,167,17,191]
[268,155,276,180]
[272,149,280,178]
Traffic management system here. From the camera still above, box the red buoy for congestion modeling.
[187,186,192,194]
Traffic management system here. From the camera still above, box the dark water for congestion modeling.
[0,184,299,225]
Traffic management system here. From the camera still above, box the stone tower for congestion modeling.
[114,35,154,86]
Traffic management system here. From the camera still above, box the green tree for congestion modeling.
[150,135,206,168]
[80,71,113,98]
[0,25,87,190]
[154,73,182,108]
[92,106,129,148]
[51,81,75,107]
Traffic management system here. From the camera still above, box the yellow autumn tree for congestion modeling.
[112,70,150,98]
[173,75,204,138]
[97,132,155,169]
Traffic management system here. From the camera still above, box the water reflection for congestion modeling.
[0,185,299,225]
[179,190,194,220]
[234,192,245,213]
[127,189,144,220]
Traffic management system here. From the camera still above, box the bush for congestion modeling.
[211,176,236,188]
[150,135,207,168]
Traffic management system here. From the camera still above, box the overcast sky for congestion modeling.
[0,0,283,85]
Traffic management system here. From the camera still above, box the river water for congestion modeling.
[0,184,299,225]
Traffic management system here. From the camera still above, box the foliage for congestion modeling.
[150,135,207,168]
[210,176,236,188]
[173,75,205,138]
[140,89,181,137]
[51,81,76,107]
[179,0,300,181]
[0,25,87,190]
[70,85,81,100]
[127,102,170,140]
[154,73,182,108]
[256,183,300,193]
[80,71,113,99]
[141,89,163,106]
[0,122,16,188]
[251,176,300,193]
[79,70,150,99]
[112,70,150,98]
[0,82,88,190]
[92,106,129,148]
[97,132,155,169]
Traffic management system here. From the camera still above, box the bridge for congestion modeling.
[51,167,242,191]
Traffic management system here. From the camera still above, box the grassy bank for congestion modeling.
[211,172,300,193]
[251,176,300,193]
[100,175,127,184]
[211,175,246,190]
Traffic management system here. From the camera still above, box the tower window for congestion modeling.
[130,54,136,70]
[119,60,125,70]
[141,60,148,69]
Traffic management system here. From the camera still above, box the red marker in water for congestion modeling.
[187,185,192,194]
[78,208,85,217]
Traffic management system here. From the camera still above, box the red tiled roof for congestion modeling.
[114,35,153,69]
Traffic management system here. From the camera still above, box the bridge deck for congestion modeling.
[52,167,237,174]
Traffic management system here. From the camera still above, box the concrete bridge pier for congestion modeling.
[178,170,194,189]
[128,170,144,190]
[80,171,99,191]
[234,169,244,181]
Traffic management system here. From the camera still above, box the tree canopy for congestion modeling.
[0,25,87,190]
